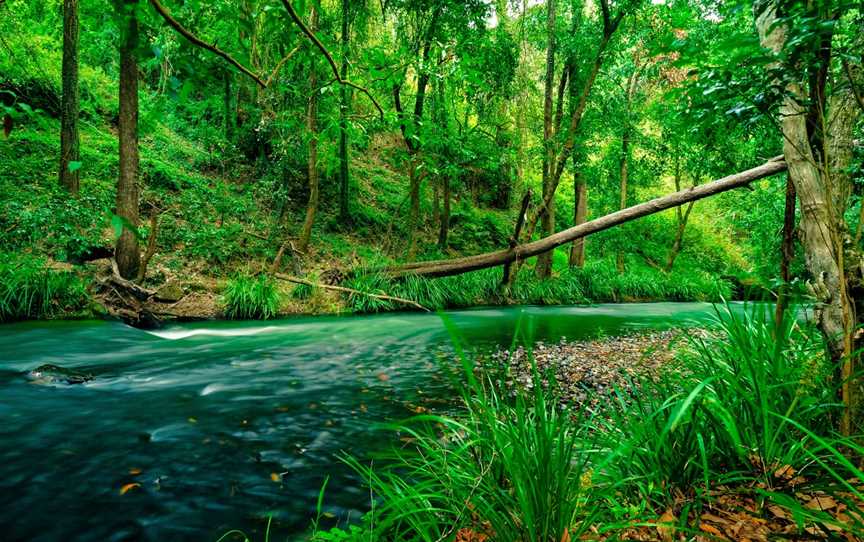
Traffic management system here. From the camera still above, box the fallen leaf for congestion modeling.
[700,522,725,538]
[767,505,789,520]
[270,472,280,482]
[774,464,796,479]
[377,373,390,382]
[119,482,141,495]
[805,495,837,510]
[129,468,142,475]
[657,509,676,542]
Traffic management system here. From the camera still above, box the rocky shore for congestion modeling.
[489,330,709,408]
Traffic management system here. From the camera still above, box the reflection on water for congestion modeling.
[0,303,731,541]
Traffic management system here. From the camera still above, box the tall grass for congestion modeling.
[332,349,595,541]
[0,254,90,322]
[593,304,845,516]
[316,305,863,540]
[341,261,732,314]
[221,273,281,320]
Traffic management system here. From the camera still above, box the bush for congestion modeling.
[0,254,90,322]
[221,274,281,320]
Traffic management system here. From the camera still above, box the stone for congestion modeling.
[154,282,185,303]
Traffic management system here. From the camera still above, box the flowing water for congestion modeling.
[0,303,735,541]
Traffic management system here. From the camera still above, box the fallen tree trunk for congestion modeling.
[378,156,787,278]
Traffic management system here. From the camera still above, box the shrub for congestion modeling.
[221,274,281,320]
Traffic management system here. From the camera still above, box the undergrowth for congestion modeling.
[342,260,733,313]
[0,254,90,322]
[308,305,862,541]
[221,274,281,320]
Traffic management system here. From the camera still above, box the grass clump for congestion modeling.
[221,274,281,320]
[0,254,90,322]
[330,356,594,541]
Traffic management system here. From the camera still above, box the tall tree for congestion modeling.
[59,0,80,194]
[115,0,141,279]
[337,0,352,222]
[297,3,320,254]
[531,0,635,278]
[754,0,863,433]
[616,61,641,273]
[537,0,557,278]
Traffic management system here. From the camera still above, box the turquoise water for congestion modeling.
[0,303,731,541]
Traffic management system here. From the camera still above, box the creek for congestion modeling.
[0,303,736,541]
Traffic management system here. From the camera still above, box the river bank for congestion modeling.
[3,252,749,327]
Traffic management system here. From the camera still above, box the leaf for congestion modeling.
[129,468,142,475]
[68,161,83,173]
[270,472,281,482]
[3,114,12,138]
[657,509,677,542]
[119,482,141,495]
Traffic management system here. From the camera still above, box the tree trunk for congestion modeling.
[756,4,862,434]
[297,4,320,254]
[116,0,141,280]
[438,174,450,250]
[570,170,587,267]
[665,156,694,272]
[377,157,786,278]
[223,69,235,141]
[59,0,80,194]
[616,127,629,273]
[536,0,557,279]
[338,0,351,222]
[774,173,796,327]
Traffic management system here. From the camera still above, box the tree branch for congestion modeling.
[279,0,385,119]
[275,274,429,311]
[148,0,266,88]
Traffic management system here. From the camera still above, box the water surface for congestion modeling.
[0,303,729,541]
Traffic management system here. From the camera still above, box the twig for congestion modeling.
[274,273,430,312]
[148,0,266,87]
[279,0,384,118]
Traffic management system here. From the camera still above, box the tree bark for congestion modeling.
[59,0,80,194]
[297,4,320,254]
[338,0,351,222]
[376,157,786,278]
[535,0,557,279]
[665,156,694,272]
[116,0,141,280]
[569,170,587,267]
[774,173,796,327]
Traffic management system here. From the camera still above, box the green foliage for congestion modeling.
[336,355,593,541]
[0,254,90,322]
[594,304,840,510]
[221,274,281,320]
[319,307,863,539]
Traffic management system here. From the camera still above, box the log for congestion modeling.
[379,156,787,279]
[274,274,430,312]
